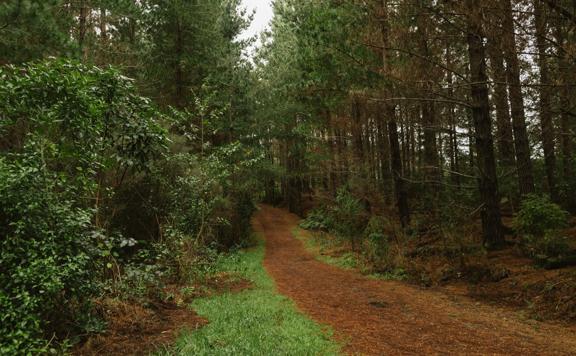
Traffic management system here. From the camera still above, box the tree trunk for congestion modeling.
[174,18,185,108]
[389,115,410,228]
[78,0,88,60]
[417,1,439,178]
[554,21,574,182]
[535,1,559,201]
[380,0,410,227]
[487,35,515,168]
[465,0,504,249]
[502,0,535,195]
[377,111,391,200]
[446,44,461,186]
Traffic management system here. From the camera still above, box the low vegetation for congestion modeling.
[2,0,576,353]
[169,238,341,355]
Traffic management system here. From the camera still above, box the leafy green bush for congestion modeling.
[522,232,572,268]
[363,216,390,263]
[515,195,569,236]
[0,59,168,352]
[334,187,366,250]
[300,208,334,231]
[516,195,572,267]
[0,157,100,354]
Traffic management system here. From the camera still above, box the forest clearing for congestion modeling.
[2,0,576,355]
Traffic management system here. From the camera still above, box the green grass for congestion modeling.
[293,227,408,281]
[166,238,341,356]
[292,227,358,271]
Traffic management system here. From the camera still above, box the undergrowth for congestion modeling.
[166,236,341,355]
[292,227,408,281]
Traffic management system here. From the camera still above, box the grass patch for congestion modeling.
[292,227,358,271]
[165,238,341,355]
[293,227,407,281]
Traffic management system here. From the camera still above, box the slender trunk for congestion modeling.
[446,44,461,186]
[352,98,364,170]
[555,22,574,181]
[381,0,410,227]
[535,1,559,201]
[410,121,416,177]
[389,115,410,228]
[417,0,439,179]
[502,0,535,195]
[78,0,88,60]
[328,114,339,195]
[175,19,185,108]
[468,114,475,169]
[465,0,504,249]
[377,111,391,197]
[100,7,107,42]
[487,35,515,167]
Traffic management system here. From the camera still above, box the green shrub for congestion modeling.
[363,216,390,263]
[0,158,100,354]
[0,59,168,352]
[334,188,366,250]
[300,208,334,231]
[523,232,572,268]
[516,195,572,267]
[111,262,169,303]
[515,194,569,236]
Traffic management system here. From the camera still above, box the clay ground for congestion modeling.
[253,205,576,355]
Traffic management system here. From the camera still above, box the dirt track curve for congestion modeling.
[253,205,576,355]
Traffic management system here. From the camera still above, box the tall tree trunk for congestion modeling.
[417,1,439,178]
[174,17,185,108]
[487,35,516,168]
[377,111,392,201]
[465,0,504,248]
[389,116,410,228]
[100,7,107,42]
[554,22,574,182]
[352,97,365,171]
[78,0,88,60]
[328,114,339,195]
[446,43,461,186]
[502,0,536,195]
[535,1,559,201]
[380,0,410,227]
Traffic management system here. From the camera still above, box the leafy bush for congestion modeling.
[111,262,169,303]
[515,195,569,236]
[522,232,572,268]
[300,208,334,231]
[0,157,100,354]
[363,216,390,263]
[333,187,366,250]
[0,58,261,352]
[0,59,167,175]
[0,59,168,352]
[515,195,573,267]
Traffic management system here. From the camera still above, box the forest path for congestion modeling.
[253,205,576,355]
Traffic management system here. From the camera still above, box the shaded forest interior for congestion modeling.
[1,0,576,354]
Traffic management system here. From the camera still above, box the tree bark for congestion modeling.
[502,0,535,195]
[554,21,574,182]
[465,0,504,249]
[380,0,410,227]
[487,35,515,168]
[534,1,559,201]
[417,0,439,178]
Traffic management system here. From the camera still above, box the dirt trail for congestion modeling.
[254,205,576,355]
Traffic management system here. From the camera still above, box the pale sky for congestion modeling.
[239,0,274,47]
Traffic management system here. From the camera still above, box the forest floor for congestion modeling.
[254,204,576,355]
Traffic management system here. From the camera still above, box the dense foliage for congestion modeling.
[1,0,576,352]
[0,0,264,351]
[0,59,167,353]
